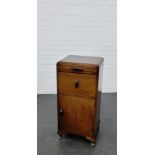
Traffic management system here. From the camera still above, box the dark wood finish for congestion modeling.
[57,55,104,145]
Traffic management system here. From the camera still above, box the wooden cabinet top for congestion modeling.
[58,55,104,66]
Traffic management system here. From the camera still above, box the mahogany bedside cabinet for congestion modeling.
[56,55,104,146]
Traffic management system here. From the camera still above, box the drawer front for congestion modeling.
[57,72,97,97]
[57,63,99,75]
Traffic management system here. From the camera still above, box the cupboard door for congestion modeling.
[58,94,95,136]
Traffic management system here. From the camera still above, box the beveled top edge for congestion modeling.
[57,55,104,66]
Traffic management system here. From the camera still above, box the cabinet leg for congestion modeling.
[57,133,63,140]
[90,142,96,147]
[85,136,96,147]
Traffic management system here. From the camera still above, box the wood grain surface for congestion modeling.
[57,55,104,144]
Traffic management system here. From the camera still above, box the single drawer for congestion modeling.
[57,72,97,97]
[57,62,99,75]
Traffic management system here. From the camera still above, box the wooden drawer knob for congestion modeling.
[75,80,79,88]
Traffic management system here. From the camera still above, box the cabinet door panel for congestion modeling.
[58,94,95,136]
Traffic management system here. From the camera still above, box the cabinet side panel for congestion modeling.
[95,63,103,132]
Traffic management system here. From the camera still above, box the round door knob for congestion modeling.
[59,108,63,115]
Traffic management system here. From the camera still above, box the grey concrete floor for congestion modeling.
[37,93,117,155]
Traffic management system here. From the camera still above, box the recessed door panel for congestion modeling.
[58,94,95,136]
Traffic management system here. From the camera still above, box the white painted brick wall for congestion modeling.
[38,0,117,94]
